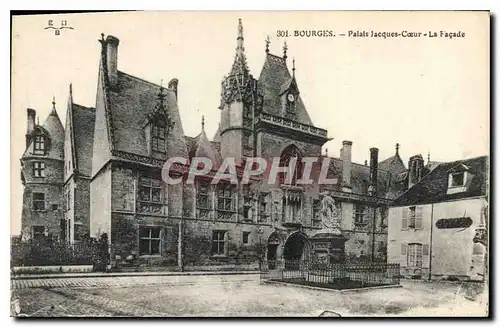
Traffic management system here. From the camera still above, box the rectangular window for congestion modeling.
[243,231,250,245]
[33,162,45,177]
[151,124,166,153]
[354,204,366,225]
[137,173,164,213]
[451,172,465,187]
[259,193,268,222]
[33,136,45,155]
[408,206,423,229]
[196,180,211,209]
[212,230,227,255]
[139,226,162,255]
[407,243,423,268]
[242,186,252,220]
[216,183,235,220]
[32,225,45,241]
[33,192,45,211]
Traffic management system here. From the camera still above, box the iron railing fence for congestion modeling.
[260,260,400,289]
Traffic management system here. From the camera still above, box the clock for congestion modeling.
[287,93,295,103]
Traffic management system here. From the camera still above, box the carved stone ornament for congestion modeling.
[319,192,341,229]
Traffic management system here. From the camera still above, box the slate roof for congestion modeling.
[185,133,222,167]
[212,125,221,142]
[22,106,65,161]
[257,53,312,125]
[321,157,399,199]
[426,160,442,171]
[72,104,95,177]
[106,71,188,158]
[378,153,406,174]
[391,156,488,206]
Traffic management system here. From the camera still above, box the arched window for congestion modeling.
[151,118,166,153]
[279,145,303,185]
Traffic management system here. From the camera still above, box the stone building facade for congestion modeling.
[20,19,433,270]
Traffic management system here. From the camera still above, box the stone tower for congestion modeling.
[20,99,65,241]
[218,19,262,162]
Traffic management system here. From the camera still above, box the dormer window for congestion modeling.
[33,135,45,155]
[151,120,166,153]
[447,169,468,194]
[451,172,465,187]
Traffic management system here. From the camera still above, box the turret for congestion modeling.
[219,19,259,161]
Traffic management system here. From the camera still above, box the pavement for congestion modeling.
[11,273,260,290]
[10,274,488,317]
[11,269,260,280]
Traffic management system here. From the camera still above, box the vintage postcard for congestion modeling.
[10,11,489,317]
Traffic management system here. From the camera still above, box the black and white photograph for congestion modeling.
[10,11,489,317]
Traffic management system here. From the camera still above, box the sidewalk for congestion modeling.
[11,270,261,280]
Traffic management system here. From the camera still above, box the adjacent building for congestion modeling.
[387,156,489,281]
[20,94,95,243]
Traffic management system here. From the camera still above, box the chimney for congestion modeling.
[105,35,120,87]
[408,154,425,189]
[26,108,36,149]
[168,78,179,99]
[340,141,352,192]
[368,147,379,196]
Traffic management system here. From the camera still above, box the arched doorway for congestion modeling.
[283,232,311,263]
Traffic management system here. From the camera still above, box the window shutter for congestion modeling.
[401,243,407,255]
[401,208,408,230]
[423,244,429,255]
[415,207,423,229]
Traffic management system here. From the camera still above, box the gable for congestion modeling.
[107,72,188,159]
[258,53,312,126]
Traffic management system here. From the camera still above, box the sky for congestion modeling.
[11,11,489,235]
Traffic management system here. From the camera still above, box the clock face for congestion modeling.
[287,93,295,102]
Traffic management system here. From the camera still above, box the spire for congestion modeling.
[395,143,400,156]
[201,115,205,132]
[265,35,270,53]
[68,83,74,106]
[427,150,431,164]
[283,40,288,60]
[292,57,296,78]
[230,18,249,76]
[50,96,57,115]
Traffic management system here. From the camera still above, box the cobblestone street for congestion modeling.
[12,273,259,290]
[10,274,488,317]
